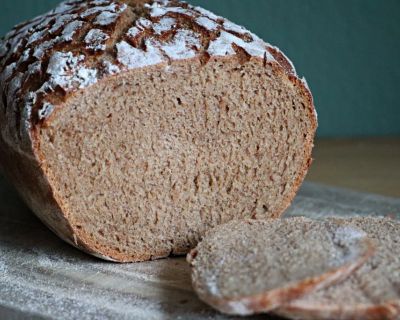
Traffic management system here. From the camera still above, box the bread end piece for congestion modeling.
[188,218,374,316]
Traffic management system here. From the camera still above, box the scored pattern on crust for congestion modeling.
[0,0,299,152]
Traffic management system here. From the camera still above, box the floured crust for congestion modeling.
[188,218,374,316]
[276,217,400,320]
[0,0,317,261]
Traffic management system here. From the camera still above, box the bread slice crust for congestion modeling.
[188,218,375,315]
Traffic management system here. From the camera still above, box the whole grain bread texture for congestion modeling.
[0,0,317,262]
[276,217,400,320]
[187,218,374,316]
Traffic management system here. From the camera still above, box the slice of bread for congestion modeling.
[276,217,400,320]
[0,0,317,262]
[187,217,374,316]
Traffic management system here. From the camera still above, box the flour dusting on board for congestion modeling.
[46,51,98,90]
[0,220,201,320]
[160,29,201,60]
[95,11,120,26]
[38,102,55,120]
[62,20,84,41]
[208,30,273,59]
[153,17,176,34]
[80,2,127,19]
[0,259,7,275]
[102,60,121,75]
[145,1,193,17]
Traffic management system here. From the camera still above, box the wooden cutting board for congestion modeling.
[0,176,399,320]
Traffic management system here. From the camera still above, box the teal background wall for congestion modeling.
[1,0,399,137]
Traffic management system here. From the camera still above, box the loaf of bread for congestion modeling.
[277,217,400,320]
[0,0,317,262]
[188,218,374,316]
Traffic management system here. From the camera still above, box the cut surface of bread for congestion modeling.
[187,217,374,315]
[0,0,317,261]
[276,217,400,320]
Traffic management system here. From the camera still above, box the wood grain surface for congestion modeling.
[308,138,400,197]
[1,172,399,320]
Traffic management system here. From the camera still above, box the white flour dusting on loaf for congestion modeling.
[137,17,152,29]
[126,26,141,38]
[223,20,249,34]
[116,40,165,69]
[0,260,7,275]
[85,29,110,51]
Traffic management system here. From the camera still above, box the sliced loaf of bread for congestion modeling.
[187,218,374,315]
[0,0,317,262]
[276,217,400,320]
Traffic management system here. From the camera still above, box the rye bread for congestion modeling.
[276,217,400,320]
[187,217,374,316]
[0,0,317,262]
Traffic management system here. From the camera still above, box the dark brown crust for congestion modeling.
[0,109,76,248]
[0,0,133,145]
[187,235,374,315]
[0,0,318,262]
[266,46,296,75]
[273,74,317,219]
